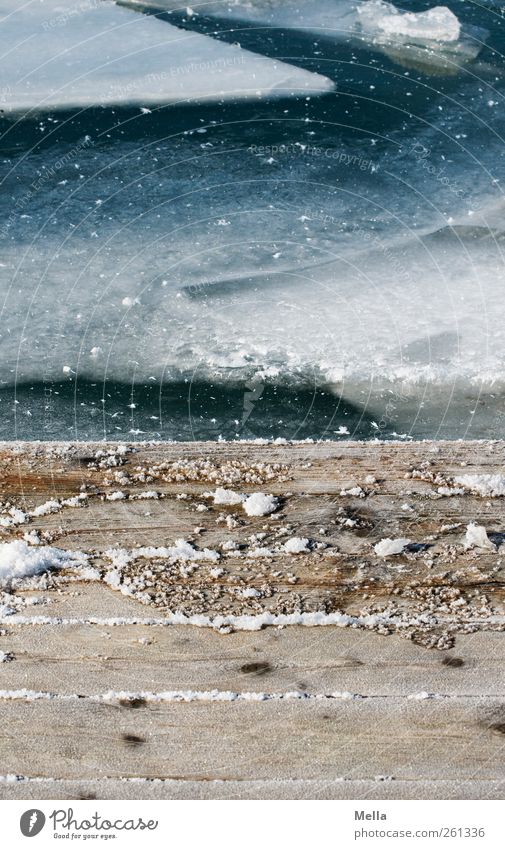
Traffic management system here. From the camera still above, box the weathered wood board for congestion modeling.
[0,441,504,799]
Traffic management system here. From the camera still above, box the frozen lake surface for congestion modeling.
[1,0,505,440]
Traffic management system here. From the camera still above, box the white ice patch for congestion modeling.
[463,523,496,551]
[0,541,88,587]
[242,493,278,517]
[358,1,461,43]
[374,537,411,558]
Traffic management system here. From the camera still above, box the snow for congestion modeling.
[283,537,310,554]
[0,687,366,703]
[221,540,238,551]
[0,0,334,114]
[357,1,461,43]
[247,548,273,558]
[211,487,245,506]
[374,537,411,558]
[238,587,261,598]
[106,491,126,501]
[242,493,278,517]
[407,692,442,700]
[30,500,60,517]
[454,474,505,498]
[0,609,403,632]
[463,523,496,551]
[0,508,28,528]
[30,494,87,516]
[104,540,220,567]
[0,541,88,586]
[340,486,365,498]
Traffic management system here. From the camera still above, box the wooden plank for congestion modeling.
[1,606,504,696]
[1,441,505,799]
[1,778,503,801]
[0,441,504,645]
[0,697,504,782]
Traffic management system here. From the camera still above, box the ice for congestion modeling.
[0,0,334,115]
[374,538,411,558]
[123,0,483,71]
[357,2,461,44]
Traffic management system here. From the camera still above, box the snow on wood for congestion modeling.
[0,440,504,799]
